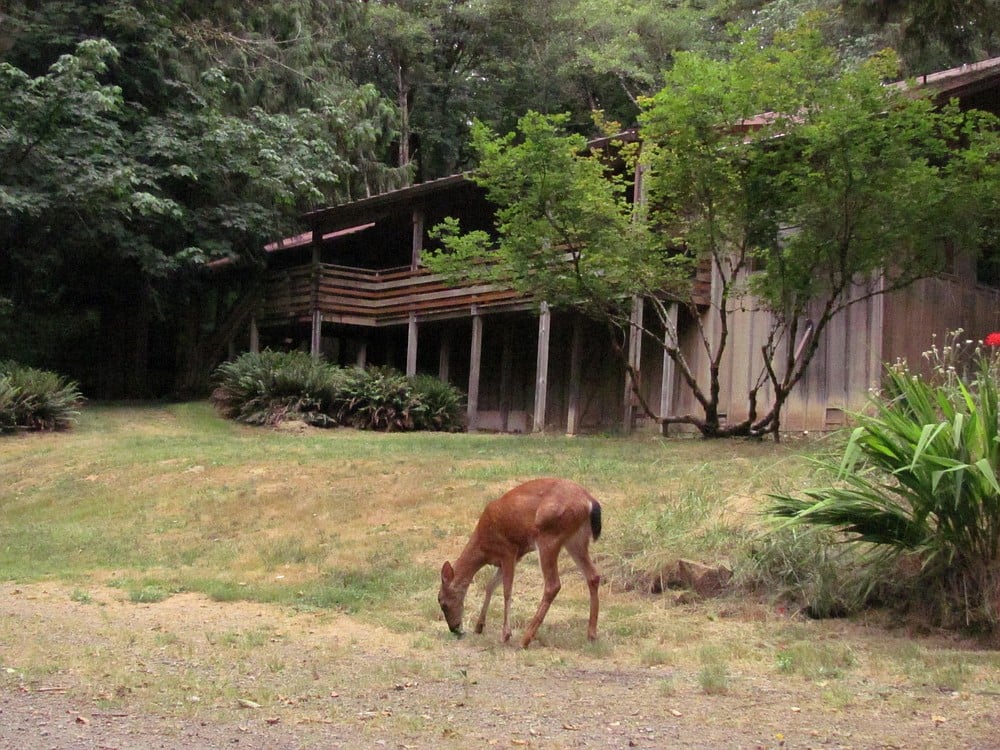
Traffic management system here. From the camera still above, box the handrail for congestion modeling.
[260,262,526,325]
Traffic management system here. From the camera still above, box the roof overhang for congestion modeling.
[303,174,475,236]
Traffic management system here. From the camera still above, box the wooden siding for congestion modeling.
[689,289,885,433]
[883,276,1000,374]
[695,275,1000,433]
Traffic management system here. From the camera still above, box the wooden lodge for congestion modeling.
[246,172,649,433]
[224,57,1000,435]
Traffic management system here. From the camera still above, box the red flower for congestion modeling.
[985,332,1000,347]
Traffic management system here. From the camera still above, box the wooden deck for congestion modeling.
[258,263,531,327]
[258,251,713,329]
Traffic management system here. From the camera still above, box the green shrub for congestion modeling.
[337,366,415,430]
[336,368,465,432]
[0,376,17,432]
[210,350,350,426]
[211,352,465,432]
[0,361,83,432]
[409,374,465,432]
[768,346,1000,631]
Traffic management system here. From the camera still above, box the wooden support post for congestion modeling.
[310,242,322,359]
[406,313,418,376]
[249,317,260,354]
[660,303,678,436]
[566,314,583,435]
[310,310,323,359]
[467,307,483,431]
[499,324,514,432]
[438,332,451,382]
[356,341,367,369]
[411,209,425,270]
[867,275,885,393]
[623,296,643,434]
[533,302,551,433]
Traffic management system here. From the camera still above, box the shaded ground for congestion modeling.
[2,583,999,750]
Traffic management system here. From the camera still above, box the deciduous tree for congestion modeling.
[428,23,1000,438]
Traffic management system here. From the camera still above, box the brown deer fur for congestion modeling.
[438,478,602,648]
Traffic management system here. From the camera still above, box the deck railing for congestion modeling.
[258,263,527,327]
[258,255,713,328]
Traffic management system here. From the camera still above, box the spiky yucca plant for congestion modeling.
[770,346,1000,630]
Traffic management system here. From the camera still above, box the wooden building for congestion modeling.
[228,57,1000,435]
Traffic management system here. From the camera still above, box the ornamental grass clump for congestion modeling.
[769,339,1000,632]
[0,361,83,432]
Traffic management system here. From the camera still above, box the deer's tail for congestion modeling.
[590,500,602,542]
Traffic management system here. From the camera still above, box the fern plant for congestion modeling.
[210,350,350,426]
[0,361,83,432]
[769,348,1000,629]
[212,353,465,432]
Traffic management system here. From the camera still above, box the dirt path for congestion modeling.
[2,583,999,749]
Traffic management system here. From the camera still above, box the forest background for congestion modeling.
[2,0,999,399]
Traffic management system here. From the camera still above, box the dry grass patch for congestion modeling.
[4,404,1000,749]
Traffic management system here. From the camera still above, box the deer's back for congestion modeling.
[473,478,595,560]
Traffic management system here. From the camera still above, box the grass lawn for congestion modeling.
[2,403,999,749]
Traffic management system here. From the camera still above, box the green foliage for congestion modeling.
[337,366,418,431]
[211,351,464,432]
[0,3,404,397]
[210,350,351,427]
[769,347,1000,630]
[0,361,84,432]
[427,111,690,321]
[429,21,1000,440]
[409,374,467,432]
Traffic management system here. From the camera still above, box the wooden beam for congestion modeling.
[438,331,451,382]
[499,324,514,432]
[406,312,418,376]
[249,316,260,354]
[660,303,678,436]
[467,307,483,431]
[867,274,885,393]
[411,209,425,270]
[566,314,583,435]
[310,310,323,359]
[623,296,643,434]
[533,302,551,433]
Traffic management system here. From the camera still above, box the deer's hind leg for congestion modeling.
[566,528,601,640]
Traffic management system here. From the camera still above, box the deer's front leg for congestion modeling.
[500,560,516,643]
[522,541,562,648]
[476,567,503,634]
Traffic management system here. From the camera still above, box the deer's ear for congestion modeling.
[441,561,455,584]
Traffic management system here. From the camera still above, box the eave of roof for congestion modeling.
[300,129,639,236]
[206,222,376,269]
[900,55,1000,100]
[304,174,473,235]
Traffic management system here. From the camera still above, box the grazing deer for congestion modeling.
[438,478,602,648]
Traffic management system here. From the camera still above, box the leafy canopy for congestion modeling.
[427,112,692,319]
[428,21,1000,438]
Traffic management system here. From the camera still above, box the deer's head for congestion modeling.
[438,561,465,636]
